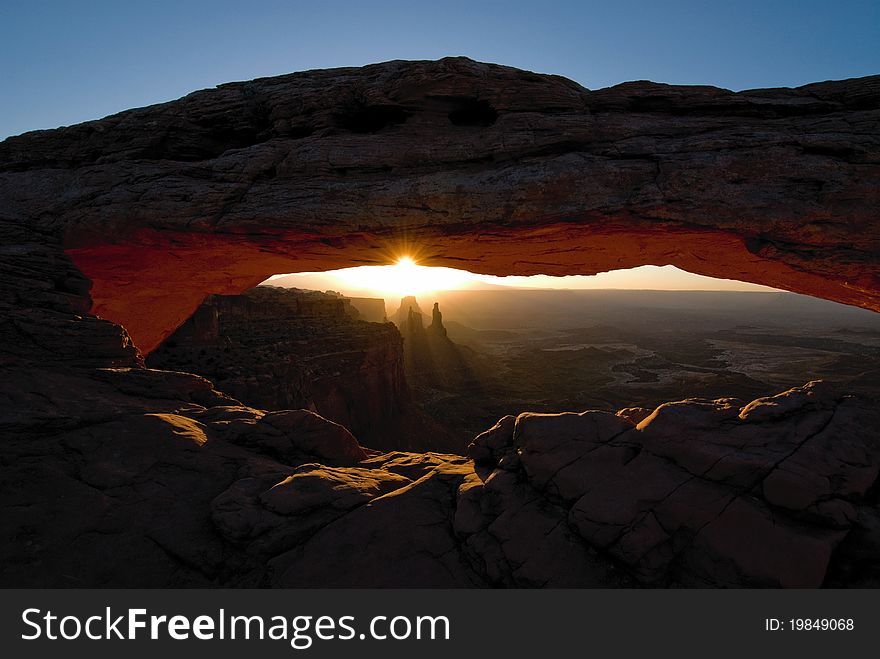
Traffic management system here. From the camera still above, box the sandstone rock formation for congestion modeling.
[0,59,878,588]
[429,302,447,338]
[347,297,387,323]
[463,381,880,587]
[0,360,366,586]
[2,374,877,587]
[147,286,407,443]
[1,58,876,354]
[392,297,476,392]
[393,296,424,329]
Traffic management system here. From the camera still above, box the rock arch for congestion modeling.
[2,59,880,589]
[1,58,878,356]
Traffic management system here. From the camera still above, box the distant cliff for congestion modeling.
[348,297,387,323]
[393,296,423,327]
[147,286,407,444]
[393,296,471,386]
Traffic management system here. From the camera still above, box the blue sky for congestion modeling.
[1,0,878,140]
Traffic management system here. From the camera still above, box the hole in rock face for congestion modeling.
[448,98,498,126]
[336,103,411,133]
[144,260,880,456]
[285,125,314,139]
[66,220,880,361]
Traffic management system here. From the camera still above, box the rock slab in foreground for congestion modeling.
[462,381,880,587]
[2,368,877,588]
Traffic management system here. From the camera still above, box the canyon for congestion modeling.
[0,58,878,588]
[146,286,407,447]
[146,286,467,453]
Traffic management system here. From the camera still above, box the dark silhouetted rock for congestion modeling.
[393,296,424,329]
[461,381,880,587]
[1,59,879,589]
[1,370,878,587]
[2,60,876,355]
[429,302,447,338]
[147,286,408,444]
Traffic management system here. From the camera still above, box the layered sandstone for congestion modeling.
[0,59,876,355]
[463,381,880,587]
[0,59,878,588]
[146,286,407,443]
[2,374,877,587]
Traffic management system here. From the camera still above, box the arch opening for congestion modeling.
[141,257,880,454]
[65,221,879,358]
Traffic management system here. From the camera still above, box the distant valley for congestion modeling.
[166,286,880,454]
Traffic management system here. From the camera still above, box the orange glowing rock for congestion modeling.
[0,58,876,358]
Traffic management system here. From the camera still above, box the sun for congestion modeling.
[330,256,475,298]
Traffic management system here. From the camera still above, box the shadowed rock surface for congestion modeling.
[146,286,408,443]
[2,372,878,587]
[0,59,878,588]
[465,381,880,587]
[145,286,464,453]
